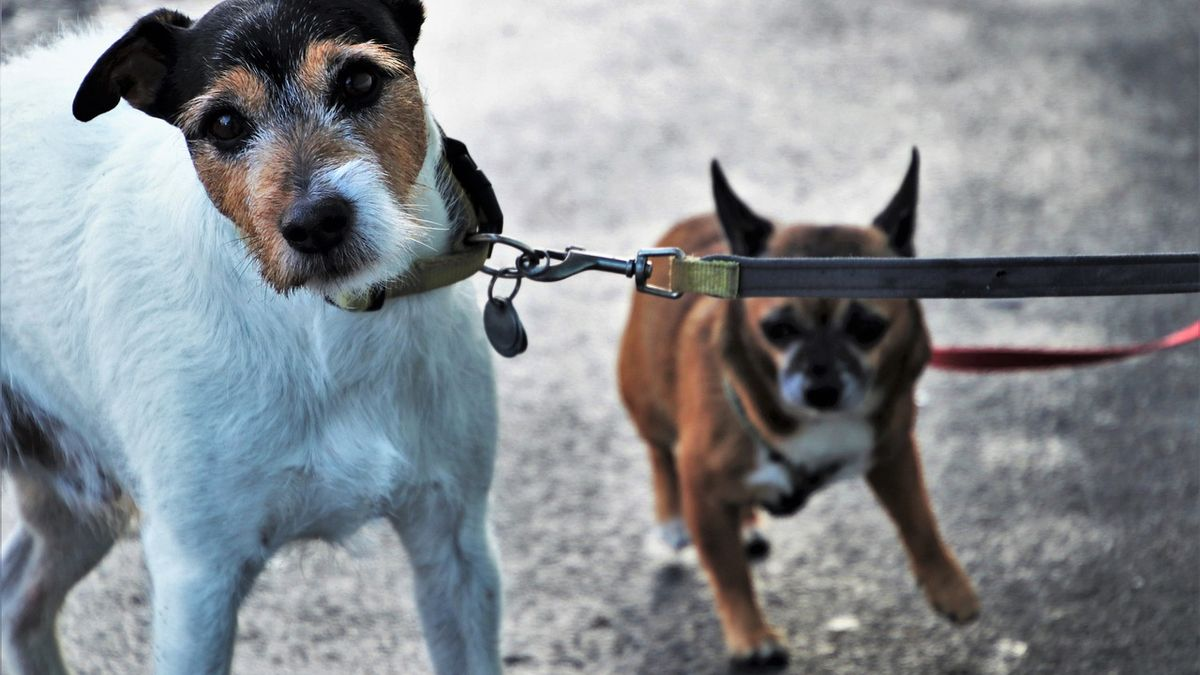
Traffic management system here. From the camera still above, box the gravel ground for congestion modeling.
[2,1,1198,673]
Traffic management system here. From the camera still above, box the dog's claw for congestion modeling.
[730,640,789,671]
[919,571,980,625]
[937,604,980,625]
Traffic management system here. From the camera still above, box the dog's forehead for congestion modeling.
[768,225,894,259]
[187,0,408,85]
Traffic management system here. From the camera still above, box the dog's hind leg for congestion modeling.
[0,472,128,675]
[389,488,501,675]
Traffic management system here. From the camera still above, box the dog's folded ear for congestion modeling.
[73,9,193,123]
[382,0,426,49]
[872,148,920,257]
[711,160,774,257]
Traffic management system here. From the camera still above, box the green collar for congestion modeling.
[327,133,503,312]
[723,376,777,455]
[327,245,490,311]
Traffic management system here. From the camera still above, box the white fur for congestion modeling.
[777,416,874,481]
[744,416,874,503]
[0,27,500,675]
[744,444,793,499]
[652,517,691,552]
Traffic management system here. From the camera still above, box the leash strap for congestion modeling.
[665,253,1200,299]
[929,320,1200,372]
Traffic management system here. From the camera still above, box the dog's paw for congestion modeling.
[729,637,789,671]
[919,568,980,624]
[652,518,691,552]
[743,528,770,562]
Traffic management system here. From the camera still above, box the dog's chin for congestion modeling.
[273,235,423,298]
[268,253,378,298]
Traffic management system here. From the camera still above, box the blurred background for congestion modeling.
[1,0,1197,673]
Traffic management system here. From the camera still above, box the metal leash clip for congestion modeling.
[466,233,685,358]
[466,233,683,295]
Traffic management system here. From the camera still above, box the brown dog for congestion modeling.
[617,150,979,668]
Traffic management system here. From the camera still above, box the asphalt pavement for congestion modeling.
[1,0,1197,673]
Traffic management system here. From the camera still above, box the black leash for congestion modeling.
[709,252,1200,299]
[424,135,1200,357]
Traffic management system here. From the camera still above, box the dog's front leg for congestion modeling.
[389,488,501,675]
[141,517,260,675]
[678,443,787,668]
[867,434,980,624]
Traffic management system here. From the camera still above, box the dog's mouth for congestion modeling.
[274,240,409,298]
[292,241,379,286]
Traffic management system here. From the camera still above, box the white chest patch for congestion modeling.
[744,416,875,501]
[779,416,875,477]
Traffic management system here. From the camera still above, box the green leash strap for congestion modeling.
[674,256,740,299]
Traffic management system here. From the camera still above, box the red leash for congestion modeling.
[930,320,1200,372]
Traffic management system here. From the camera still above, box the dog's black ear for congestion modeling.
[872,148,919,257]
[382,0,425,48]
[72,9,193,123]
[712,160,774,257]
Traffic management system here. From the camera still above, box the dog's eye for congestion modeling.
[337,65,383,108]
[844,306,888,347]
[760,316,803,346]
[207,111,248,145]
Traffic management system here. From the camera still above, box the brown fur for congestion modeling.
[618,215,978,661]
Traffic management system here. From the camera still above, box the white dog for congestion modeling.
[0,2,503,673]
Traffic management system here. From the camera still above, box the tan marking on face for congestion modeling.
[297,40,344,94]
[177,66,269,135]
[357,78,426,204]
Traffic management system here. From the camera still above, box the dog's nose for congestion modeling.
[280,196,354,254]
[804,385,841,410]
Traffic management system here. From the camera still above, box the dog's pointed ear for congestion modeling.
[872,147,919,257]
[73,9,193,123]
[382,0,425,49]
[712,159,774,257]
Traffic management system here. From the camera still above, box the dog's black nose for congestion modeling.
[804,385,840,409]
[280,196,353,254]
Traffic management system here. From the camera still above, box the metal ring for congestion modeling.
[487,273,521,301]
[468,233,541,279]
[466,233,538,258]
[518,250,552,278]
[480,264,524,280]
